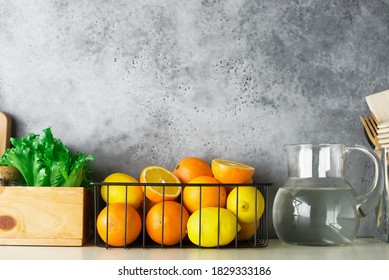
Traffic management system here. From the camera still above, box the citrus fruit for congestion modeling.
[140,166,182,203]
[187,207,241,247]
[226,186,265,224]
[237,220,260,241]
[183,176,227,213]
[101,173,143,208]
[96,203,142,247]
[144,197,158,214]
[173,157,213,184]
[211,159,255,184]
[225,178,253,194]
[146,201,189,245]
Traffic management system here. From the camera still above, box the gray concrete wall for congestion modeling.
[1,0,389,238]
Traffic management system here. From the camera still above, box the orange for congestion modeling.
[183,176,227,213]
[237,220,260,241]
[146,201,189,245]
[96,203,142,247]
[144,197,158,214]
[140,166,182,202]
[173,157,213,184]
[211,159,255,184]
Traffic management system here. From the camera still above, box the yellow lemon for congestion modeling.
[101,173,144,209]
[226,186,265,224]
[187,207,241,247]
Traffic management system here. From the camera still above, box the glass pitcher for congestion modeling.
[273,144,383,246]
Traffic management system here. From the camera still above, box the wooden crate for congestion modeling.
[0,186,92,246]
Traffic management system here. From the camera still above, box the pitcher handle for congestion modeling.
[344,145,384,217]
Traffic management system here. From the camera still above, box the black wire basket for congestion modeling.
[92,182,271,249]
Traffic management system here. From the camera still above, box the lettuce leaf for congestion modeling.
[0,127,94,188]
[60,151,94,188]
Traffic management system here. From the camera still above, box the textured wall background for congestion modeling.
[1,0,389,238]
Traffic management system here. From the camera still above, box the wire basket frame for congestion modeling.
[92,182,271,249]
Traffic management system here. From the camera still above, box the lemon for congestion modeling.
[101,173,144,208]
[226,186,265,224]
[187,207,241,247]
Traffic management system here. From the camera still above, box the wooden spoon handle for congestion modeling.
[0,112,11,157]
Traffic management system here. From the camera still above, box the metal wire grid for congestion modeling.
[92,182,271,249]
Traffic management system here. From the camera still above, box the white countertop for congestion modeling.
[0,238,388,260]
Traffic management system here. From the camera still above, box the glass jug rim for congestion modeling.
[283,143,345,150]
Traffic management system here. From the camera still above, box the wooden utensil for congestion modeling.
[0,112,11,157]
[360,113,381,149]
[376,122,389,148]
[366,89,389,123]
[0,112,22,184]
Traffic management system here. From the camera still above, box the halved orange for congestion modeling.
[140,166,182,203]
[211,159,255,184]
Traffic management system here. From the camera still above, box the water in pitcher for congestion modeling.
[273,178,360,246]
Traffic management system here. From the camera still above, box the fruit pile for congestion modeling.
[95,158,265,248]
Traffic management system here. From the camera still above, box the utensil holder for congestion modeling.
[374,148,389,242]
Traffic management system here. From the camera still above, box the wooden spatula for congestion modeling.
[0,113,22,183]
[0,112,11,157]
[366,89,389,123]
[377,122,389,148]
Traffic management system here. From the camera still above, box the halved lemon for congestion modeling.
[211,159,255,184]
[140,166,182,202]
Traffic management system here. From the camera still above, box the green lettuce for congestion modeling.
[0,127,94,188]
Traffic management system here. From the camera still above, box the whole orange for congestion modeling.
[96,203,142,247]
[146,201,189,246]
[238,220,261,241]
[183,176,227,213]
[173,157,213,184]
